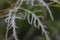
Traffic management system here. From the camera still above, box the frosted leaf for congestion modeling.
[19,8,50,40]
[52,0,60,4]
[4,0,56,40]
[38,0,54,21]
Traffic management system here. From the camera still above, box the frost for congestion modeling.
[25,0,54,21]
[19,8,50,40]
[4,0,60,40]
[38,0,54,21]
[25,0,60,21]
[52,0,60,4]
[5,10,18,40]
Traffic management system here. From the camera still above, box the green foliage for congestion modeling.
[0,0,60,40]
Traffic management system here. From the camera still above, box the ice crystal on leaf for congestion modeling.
[5,9,18,40]
[26,0,54,21]
[4,0,60,40]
